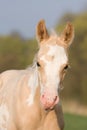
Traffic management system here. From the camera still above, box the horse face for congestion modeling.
[36,20,74,109]
[37,39,68,109]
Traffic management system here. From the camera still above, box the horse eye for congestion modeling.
[37,62,41,67]
[64,65,68,70]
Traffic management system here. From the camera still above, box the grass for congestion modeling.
[64,113,87,130]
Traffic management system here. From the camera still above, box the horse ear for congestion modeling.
[60,22,74,46]
[36,19,49,42]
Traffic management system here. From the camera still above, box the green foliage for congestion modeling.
[0,35,37,72]
[56,12,87,104]
[64,113,87,130]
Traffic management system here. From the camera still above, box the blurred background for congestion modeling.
[0,0,87,129]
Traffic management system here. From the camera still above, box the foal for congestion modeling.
[0,20,74,130]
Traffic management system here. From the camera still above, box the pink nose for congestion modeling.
[40,93,59,110]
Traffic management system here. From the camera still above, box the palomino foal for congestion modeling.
[0,20,74,130]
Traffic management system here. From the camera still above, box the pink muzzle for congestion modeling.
[40,90,59,110]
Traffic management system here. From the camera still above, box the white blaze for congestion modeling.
[40,45,68,92]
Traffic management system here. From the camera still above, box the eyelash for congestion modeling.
[37,62,41,67]
[64,65,68,70]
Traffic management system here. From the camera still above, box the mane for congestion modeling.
[27,53,38,71]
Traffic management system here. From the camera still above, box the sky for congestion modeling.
[0,0,87,38]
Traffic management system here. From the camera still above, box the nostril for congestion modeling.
[54,96,59,105]
[42,94,45,98]
[54,96,57,102]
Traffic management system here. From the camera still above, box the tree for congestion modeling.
[56,12,87,104]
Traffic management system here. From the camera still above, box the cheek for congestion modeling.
[60,71,66,82]
[38,68,47,85]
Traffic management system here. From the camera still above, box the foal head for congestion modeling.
[36,20,74,110]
